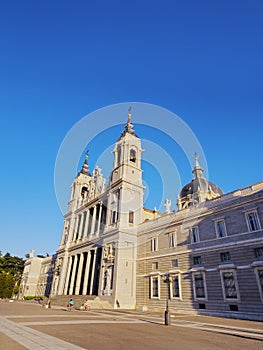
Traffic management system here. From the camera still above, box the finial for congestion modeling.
[85,149,89,160]
[117,106,138,139]
[123,106,135,135]
[194,153,200,167]
[128,107,132,123]
[80,149,91,175]
[192,153,203,178]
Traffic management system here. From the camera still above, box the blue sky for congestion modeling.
[0,0,262,258]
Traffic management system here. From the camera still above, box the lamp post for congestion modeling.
[163,273,172,326]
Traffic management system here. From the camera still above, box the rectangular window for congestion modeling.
[246,211,260,232]
[151,237,158,252]
[169,233,177,248]
[129,211,134,224]
[151,276,159,298]
[255,247,263,258]
[190,227,200,243]
[215,219,227,238]
[101,204,107,225]
[152,262,158,270]
[193,272,206,299]
[112,210,118,224]
[221,271,238,300]
[255,268,263,302]
[171,275,180,298]
[220,252,231,262]
[229,304,239,311]
[193,256,202,265]
[171,259,178,268]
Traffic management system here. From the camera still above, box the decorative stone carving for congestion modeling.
[164,199,171,213]
[102,243,115,296]
[103,243,115,264]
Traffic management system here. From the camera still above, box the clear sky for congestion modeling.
[0,0,262,258]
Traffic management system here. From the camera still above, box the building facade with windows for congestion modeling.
[19,250,55,299]
[137,180,263,319]
[47,112,263,320]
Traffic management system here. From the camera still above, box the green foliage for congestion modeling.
[0,253,25,298]
[0,273,15,298]
[13,284,19,296]
[0,253,25,281]
[24,295,46,300]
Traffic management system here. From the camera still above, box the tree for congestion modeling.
[0,273,15,298]
[0,253,25,298]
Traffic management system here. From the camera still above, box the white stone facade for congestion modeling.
[22,113,263,320]
[19,250,54,299]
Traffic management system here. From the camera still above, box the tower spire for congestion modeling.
[192,153,204,179]
[125,107,135,135]
[118,107,138,139]
[128,107,132,124]
[80,149,91,175]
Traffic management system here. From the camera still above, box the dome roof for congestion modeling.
[180,178,223,198]
[177,155,223,210]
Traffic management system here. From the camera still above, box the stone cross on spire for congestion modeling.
[128,107,132,124]
[118,107,138,139]
[125,107,135,135]
[80,149,91,175]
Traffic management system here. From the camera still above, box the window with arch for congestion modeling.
[81,186,89,199]
[117,145,121,165]
[130,149,136,163]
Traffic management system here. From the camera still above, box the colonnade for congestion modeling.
[61,248,101,296]
[71,203,107,242]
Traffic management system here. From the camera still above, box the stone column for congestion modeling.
[90,206,97,236]
[96,203,102,236]
[78,213,84,241]
[69,255,77,295]
[75,253,84,295]
[57,256,68,295]
[84,210,90,239]
[83,251,91,295]
[66,219,74,245]
[72,217,78,242]
[89,249,97,295]
[106,193,112,226]
[63,256,72,295]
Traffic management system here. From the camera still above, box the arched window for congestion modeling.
[81,186,89,198]
[117,145,121,165]
[130,149,136,163]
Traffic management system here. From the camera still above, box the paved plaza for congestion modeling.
[0,301,262,350]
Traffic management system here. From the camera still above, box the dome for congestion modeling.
[177,156,223,210]
[180,178,223,198]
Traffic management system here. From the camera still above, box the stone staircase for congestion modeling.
[50,295,113,310]
[86,296,113,310]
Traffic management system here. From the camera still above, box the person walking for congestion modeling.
[83,299,89,311]
[67,298,74,311]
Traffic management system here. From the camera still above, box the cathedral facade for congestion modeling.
[48,113,263,320]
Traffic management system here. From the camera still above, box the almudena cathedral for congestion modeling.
[19,112,263,321]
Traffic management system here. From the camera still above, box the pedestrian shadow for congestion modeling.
[139,318,163,325]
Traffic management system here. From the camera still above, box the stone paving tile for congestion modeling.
[1,301,263,350]
[0,332,28,350]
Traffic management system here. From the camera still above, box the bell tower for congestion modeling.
[109,109,144,228]
[106,110,144,309]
